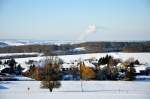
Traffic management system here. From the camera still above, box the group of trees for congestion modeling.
[0,59,23,75]
[96,55,137,81]
[23,57,62,92]
[0,41,150,55]
[40,57,62,92]
[79,62,95,80]
[22,55,141,92]
[25,55,138,82]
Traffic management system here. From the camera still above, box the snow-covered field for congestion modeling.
[1,52,150,64]
[59,52,150,64]
[0,81,150,99]
[14,52,150,64]
[9,52,150,68]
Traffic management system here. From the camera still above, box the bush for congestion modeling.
[124,67,136,81]
[40,81,61,92]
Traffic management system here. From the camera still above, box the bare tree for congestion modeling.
[40,56,61,92]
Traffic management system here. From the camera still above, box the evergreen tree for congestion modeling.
[8,58,17,74]
[134,59,140,65]
[16,64,23,75]
[0,60,2,65]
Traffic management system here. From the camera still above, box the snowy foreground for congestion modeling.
[0,81,150,99]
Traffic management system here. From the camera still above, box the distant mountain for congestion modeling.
[0,39,73,47]
[0,42,9,47]
[0,39,51,47]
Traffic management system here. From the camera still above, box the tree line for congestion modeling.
[0,41,150,55]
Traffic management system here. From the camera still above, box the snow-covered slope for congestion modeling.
[58,52,150,65]
[1,52,150,72]
[4,52,150,66]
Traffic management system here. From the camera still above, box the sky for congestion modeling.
[0,0,150,41]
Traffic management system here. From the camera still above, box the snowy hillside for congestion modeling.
[0,52,149,70]
[58,52,150,64]
[1,52,149,74]
[8,52,150,64]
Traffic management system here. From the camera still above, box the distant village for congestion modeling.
[0,54,150,81]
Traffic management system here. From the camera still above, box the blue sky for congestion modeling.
[0,0,150,41]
